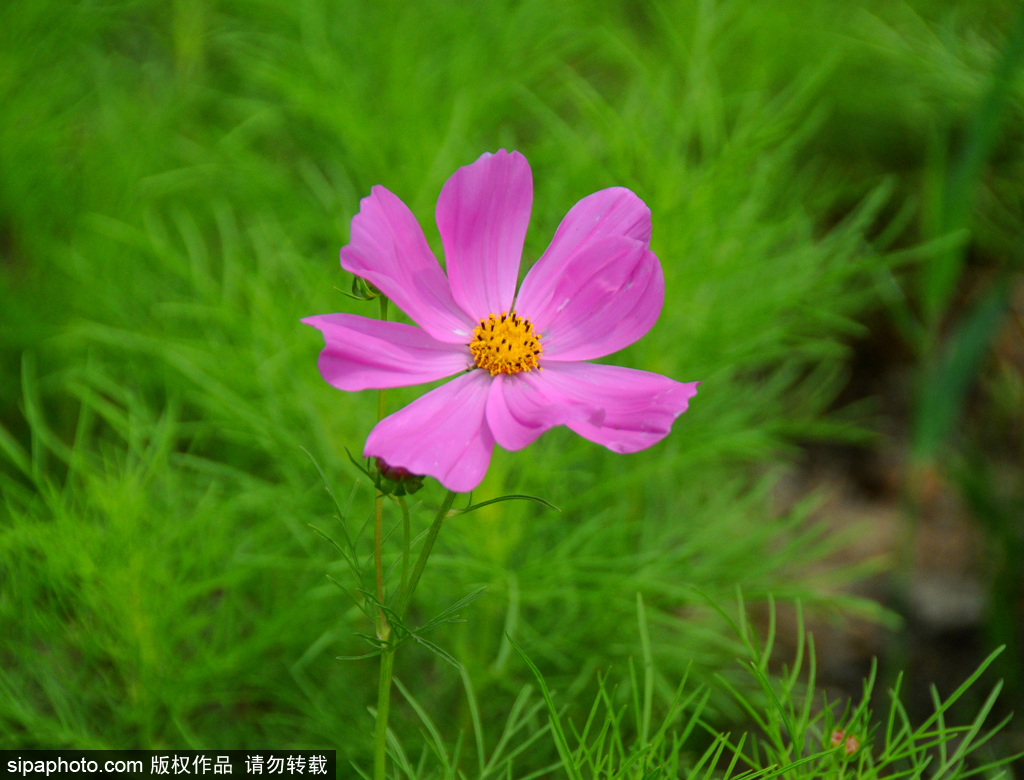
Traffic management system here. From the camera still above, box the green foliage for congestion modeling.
[370,597,1017,779]
[0,0,1019,771]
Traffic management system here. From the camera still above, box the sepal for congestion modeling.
[342,275,382,301]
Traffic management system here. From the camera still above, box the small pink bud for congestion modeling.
[375,457,415,481]
[830,729,845,747]
[844,735,860,755]
[374,457,424,496]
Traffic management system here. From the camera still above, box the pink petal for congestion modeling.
[436,150,532,320]
[515,186,651,317]
[532,362,698,453]
[341,186,476,343]
[516,236,664,361]
[302,313,472,391]
[365,371,495,492]
[484,371,587,451]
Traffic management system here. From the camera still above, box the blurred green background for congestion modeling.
[2,0,1022,773]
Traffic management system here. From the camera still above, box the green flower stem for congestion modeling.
[373,294,390,640]
[398,496,410,601]
[373,647,395,780]
[373,493,387,639]
[373,489,457,780]
[376,297,389,423]
[367,292,459,780]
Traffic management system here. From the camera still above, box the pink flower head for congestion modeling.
[303,150,698,492]
[830,729,860,756]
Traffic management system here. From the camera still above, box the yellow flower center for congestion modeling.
[469,310,542,376]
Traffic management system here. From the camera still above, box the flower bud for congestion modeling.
[829,729,860,756]
[374,457,424,496]
[350,276,382,301]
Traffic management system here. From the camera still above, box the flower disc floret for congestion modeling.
[470,311,541,376]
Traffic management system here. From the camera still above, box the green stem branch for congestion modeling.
[395,490,457,619]
[372,490,456,779]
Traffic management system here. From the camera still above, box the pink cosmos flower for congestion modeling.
[303,150,698,492]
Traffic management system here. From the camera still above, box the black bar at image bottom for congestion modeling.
[1,751,337,780]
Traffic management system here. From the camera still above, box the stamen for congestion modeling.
[469,310,542,376]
